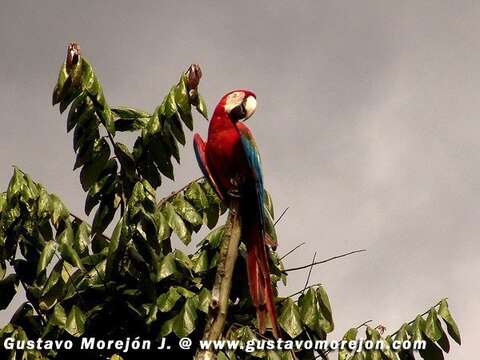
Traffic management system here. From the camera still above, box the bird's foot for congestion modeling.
[228,189,241,198]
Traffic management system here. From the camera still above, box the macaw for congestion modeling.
[193,90,280,338]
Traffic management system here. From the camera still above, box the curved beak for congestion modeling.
[243,95,257,121]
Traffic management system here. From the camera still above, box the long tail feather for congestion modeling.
[245,220,280,338]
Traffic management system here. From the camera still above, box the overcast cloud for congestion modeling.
[1,0,478,357]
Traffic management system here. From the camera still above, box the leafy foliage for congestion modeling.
[0,46,461,360]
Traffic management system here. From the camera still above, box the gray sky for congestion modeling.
[1,0,478,357]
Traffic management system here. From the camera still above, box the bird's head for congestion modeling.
[214,90,257,123]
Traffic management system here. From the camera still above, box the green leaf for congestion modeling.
[264,190,275,218]
[111,107,150,119]
[174,76,192,126]
[49,194,70,225]
[81,259,106,287]
[172,196,203,227]
[92,196,119,234]
[106,217,124,278]
[162,88,177,118]
[173,296,199,337]
[67,94,89,132]
[159,317,175,337]
[0,274,19,310]
[409,315,425,342]
[299,288,320,331]
[114,117,149,132]
[185,181,209,210]
[338,328,358,360]
[169,113,186,146]
[164,202,191,245]
[352,352,366,360]
[203,226,225,248]
[198,288,211,314]
[0,191,6,212]
[278,298,303,338]
[438,299,461,345]
[57,225,74,246]
[192,250,209,273]
[115,142,137,179]
[425,308,443,342]
[316,286,334,333]
[74,221,90,256]
[176,286,195,298]
[419,338,445,360]
[196,94,208,120]
[42,260,64,296]
[52,62,68,105]
[65,305,86,336]
[0,261,6,281]
[80,138,111,191]
[395,323,409,342]
[381,336,398,360]
[157,287,182,312]
[154,210,171,242]
[146,303,158,325]
[365,327,382,360]
[49,303,67,328]
[37,241,56,275]
[156,253,178,281]
[59,243,85,271]
[149,137,174,180]
[7,167,25,200]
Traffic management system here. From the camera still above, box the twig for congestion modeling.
[356,319,373,329]
[69,212,110,242]
[302,252,317,294]
[285,282,323,299]
[195,200,242,360]
[317,320,375,358]
[283,249,366,273]
[390,299,444,337]
[274,207,290,227]
[157,176,204,209]
[280,242,306,260]
[68,213,111,291]
[103,131,128,216]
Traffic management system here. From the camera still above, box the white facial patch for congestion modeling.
[224,91,245,113]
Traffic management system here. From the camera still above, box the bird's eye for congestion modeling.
[230,103,246,121]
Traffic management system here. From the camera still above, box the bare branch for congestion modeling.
[356,319,373,329]
[283,249,366,273]
[302,252,317,294]
[195,199,242,360]
[280,242,306,260]
[157,176,204,209]
[285,282,323,299]
[274,206,290,227]
[390,299,444,337]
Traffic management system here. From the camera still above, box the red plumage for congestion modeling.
[194,90,280,338]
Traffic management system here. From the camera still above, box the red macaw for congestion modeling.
[193,90,280,338]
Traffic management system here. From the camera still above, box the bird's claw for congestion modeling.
[228,189,241,198]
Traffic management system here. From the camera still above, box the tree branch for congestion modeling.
[274,207,289,227]
[280,242,306,260]
[69,212,110,242]
[283,249,366,273]
[285,282,323,299]
[157,176,204,209]
[302,252,317,294]
[390,299,444,337]
[195,199,242,360]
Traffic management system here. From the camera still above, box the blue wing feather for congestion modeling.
[237,124,266,230]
